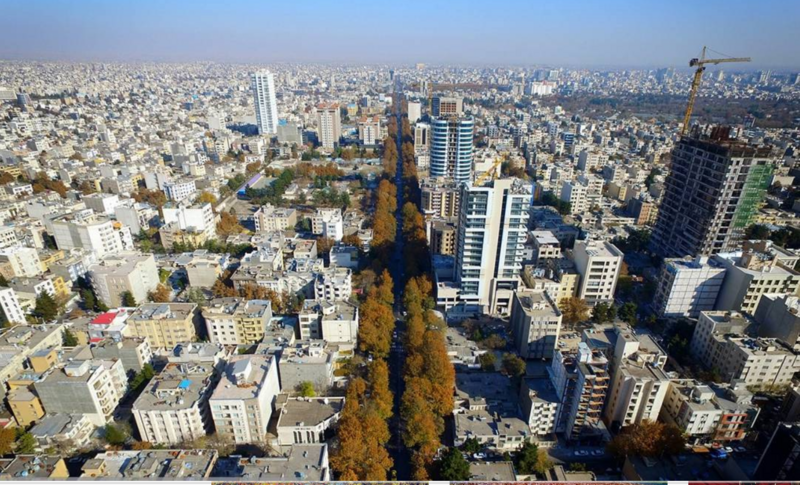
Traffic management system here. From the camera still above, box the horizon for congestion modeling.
[2,0,799,70]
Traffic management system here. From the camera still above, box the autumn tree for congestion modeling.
[561,297,590,329]
[606,420,686,459]
[132,188,167,207]
[148,284,171,303]
[197,191,217,205]
[369,269,394,306]
[358,295,395,358]
[0,428,14,455]
[216,211,245,236]
[368,359,393,420]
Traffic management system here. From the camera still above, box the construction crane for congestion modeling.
[473,154,507,186]
[681,46,750,135]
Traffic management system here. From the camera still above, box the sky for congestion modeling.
[2,0,799,69]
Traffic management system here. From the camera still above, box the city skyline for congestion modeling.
[1,0,800,69]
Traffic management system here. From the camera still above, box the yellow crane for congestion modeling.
[473,154,507,186]
[681,46,750,135]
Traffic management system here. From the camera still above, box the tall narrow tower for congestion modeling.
[251,70,279,135]
[430,116,474,183]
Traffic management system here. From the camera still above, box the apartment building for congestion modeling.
[49,212,126,258]
[275,396,345,446]
[298,299,358,342]
[510,290,562,359]
[127,303,199,349]
[311,208,343,241]
[88,252,159,307]
[35,359,128,426]
[654,256,726,318]
[210,355,280,444]
[203,298,272,345]
[254,204,297,232]
[132,362,216,445]
[572,240,624,306]
[313,267,352,302]
[0,246,43,278]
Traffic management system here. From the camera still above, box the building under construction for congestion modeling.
[652,127,774,258]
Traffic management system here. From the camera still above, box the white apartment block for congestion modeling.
[311,209,343,242]
[654,256,726,318]
[252,70,279,135]
[0,246,43,278]
[531,230,561,267]
[49,212,124,258]
[713,250,800,315]
[691,311,800,386]
[357,116,381,146]
[299,299,359,343]
[203,298,273,346]
[559,180,588,214]
[313,267,352,302]
[133,362,215,445]
[455,179,532,315]
[162,202,216,239]
[210,355,280,444]
[83,193,121,216]
[88,252,159,307]
[0,287,25,324]
[572,240,623,306]
[163,180,197,201]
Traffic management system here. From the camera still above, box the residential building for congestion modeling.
[212,444,330,481]
[127,303,198,349]
[311,208,343,241]
[30,413,95,449]
[252,70,279,135]
[80,449,218,479]
[7,388,45,426]
[0,456,69,480]
[654,256,726,318]
[531,230,561,267]
[0,246,42,278]
[653,133,775,257]
[455,179,532,314]
[431,96,463,117]
[421,178,460,218]
[754,422,800,480]
[572,240,624,306]
[357,116,381,146]
[132,361,216,445]
[298,299,358,342]
[754,294,800,348]
[313,267,352,302]
[430,116,474,183]
[161,202,215,241]
[34,359,127,426]
[315,103,341,150]
[203,298,273,345]
[275,395,344,446]
[519,378,560,437]
[254,204,297,232]
[510,290,562,359]
[430,220,457,256]
[163,179,197,202]
[49,212,125,258]
[184,252,225,288]
[210,355,280,443]
[329,245,359,270]
[278,341,336,394]
[88,337,153,377]
[88,252,159,307]
[691,311,800,386]
[414,122,429,154]
[0,287,25,324]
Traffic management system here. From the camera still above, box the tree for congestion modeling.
[216,211,245,236]
[436,447,471,481]
[0,428,15,455]
[63,329,79,347]
[316,237,335,255]
[569,462,588,472]
[502,353,526,377]
[592,302,614,324]
[121,291,137,307]
[461,437,481,453]
[617,302,638,325]
[368,360,393,419]
[130,364,155,393]
[197,191,217,205]
[745,224,771,240]
[606,420,686,459]
[15,432,36,454]
[297,381,316,397]
[515,441,541,475]
[104,424,128,446]
[33,292,59,322]
[478,352,496,371]
[148,284,171,303]
[561,297,590,328]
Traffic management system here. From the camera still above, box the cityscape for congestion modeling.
[0,1,800,483]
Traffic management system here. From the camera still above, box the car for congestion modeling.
[724,446,734,453]
[735,446,747,453]
[592,450,604,456]
[575,450,589,456]
[473,453,486,460]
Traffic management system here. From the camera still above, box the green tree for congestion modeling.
[63,329,79,347]
[15,432,37,454]
[33,292,59,322]
[297,381,316,397]
[617,302,638,325]
[461,437,481,453]
[121,291,137,307]
[104,424,128,446]
[436,447,471,481]
[514,441,541,475]
[502,353,526,377]
[478,352,496,371]
[130,364,156,392]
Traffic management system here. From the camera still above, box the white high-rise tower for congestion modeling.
[251,70,279,135]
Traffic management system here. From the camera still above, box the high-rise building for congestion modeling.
[251,70,279,135]
[414,122,430,154]
[652,133,775,257]
[431,96,463,117]
[754,422,800,480]
[572,240,624,306]
[510,290,562,359]
[315,103,341,150]
[407,101,421,123]
[654,256,726,318]
[430,116,474,183]
[357,116,381,146]
[455,179,531,314]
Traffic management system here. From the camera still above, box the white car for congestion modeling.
[724,446,734,453]
[592,450,604,456]
[473,453,486,460]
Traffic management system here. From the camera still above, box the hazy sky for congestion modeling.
[2,0,799,69]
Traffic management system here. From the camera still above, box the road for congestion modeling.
[387,75,411,479]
